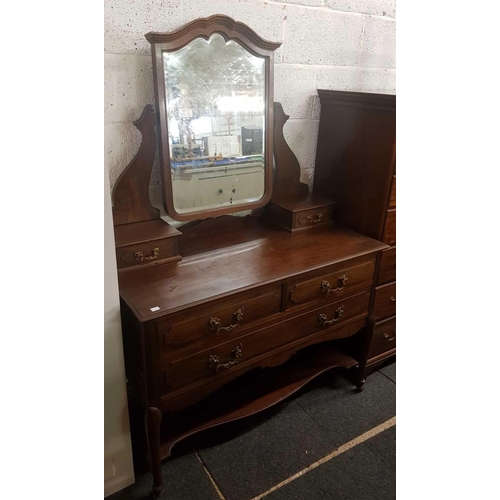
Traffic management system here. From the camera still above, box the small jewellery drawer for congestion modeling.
[382,209,396,246]
[114,219,181,269]
[116,238,178,269]
[293,205,334,230]
[157,284,281,353]
[368,317,396,358]
[284,258,375,310]
[378,247,396,285]
[373,282,396,321]
[161,290,370,393]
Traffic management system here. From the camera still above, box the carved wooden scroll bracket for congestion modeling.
[112,104,160,226]
[272,102,309,201]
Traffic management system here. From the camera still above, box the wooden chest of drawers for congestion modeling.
[371,170,396,363]
[313,89,396,366]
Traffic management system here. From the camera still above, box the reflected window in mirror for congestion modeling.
[163,34,266,214]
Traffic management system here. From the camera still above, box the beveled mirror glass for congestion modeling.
[164,35,265,214]
[146,16,281,221]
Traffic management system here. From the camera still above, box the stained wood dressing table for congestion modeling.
[111,16,388,496]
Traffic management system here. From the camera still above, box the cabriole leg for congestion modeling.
[145,406,163,497]
[356,315,376,391]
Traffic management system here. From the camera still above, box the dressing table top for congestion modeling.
[118,219,388,321]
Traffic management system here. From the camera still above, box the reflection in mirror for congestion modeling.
[163,34,266,214]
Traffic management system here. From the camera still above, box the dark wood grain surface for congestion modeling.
[312,90,396,367]
[272,102,309,199]
[373,282,396,321]
[368,316,396,359]
[114,219,181,247]
[377,246,396,285]
[382,209,396,245]
[118,219,388,321]
[112,105,161,226]
[313,90,396,241]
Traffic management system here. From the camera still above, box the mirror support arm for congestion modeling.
[111,104,160,226]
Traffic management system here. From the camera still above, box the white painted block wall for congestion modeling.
[104,1,395,493]
[105,0,396,199]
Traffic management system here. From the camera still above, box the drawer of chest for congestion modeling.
[373,282,396,320]
[116,238,178,269]
[284,257,375,310]
[160,290,370,393]
[157,284,281,353]
[388,175,396,208]
[368,316,396,358]
[382,209,396,245]
[378,247,396,285]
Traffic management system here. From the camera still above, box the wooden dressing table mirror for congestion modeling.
[111,15,388,496]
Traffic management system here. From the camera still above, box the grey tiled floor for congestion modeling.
[108,361,396,500]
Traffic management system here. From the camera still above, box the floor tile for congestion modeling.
[294,371,396,448]
[194,399,336,500]
[379,361,396,383]
[106,451,220,500]
[113,368,395,500]
[265,426,396,500]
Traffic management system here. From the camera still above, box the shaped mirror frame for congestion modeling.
[146,15,281,221]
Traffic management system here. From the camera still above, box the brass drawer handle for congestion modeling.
[384,333,396,342]
[306,213,323,224]
[208,343,243,373]
[209,306,244,335]
[135,247,159,262]
[318,306,344,327]
[321,274,348,294]
[390,296,396,302]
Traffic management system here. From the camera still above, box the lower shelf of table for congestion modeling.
[158,341,358,459]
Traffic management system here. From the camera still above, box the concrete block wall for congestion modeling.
[105,0,396,204]
[104,2,395,493]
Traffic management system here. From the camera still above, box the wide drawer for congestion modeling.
[378,247,396,285]
[382,209,396,245]
[161,289,370,394]
[373,282,396,320]
[368,316,396,358]
[284,257,375,310]
[157,284,281,354]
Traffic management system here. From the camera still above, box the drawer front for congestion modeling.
[116,238,177,268]
[284,258,375,310]
[161,290,370,393]
[382,209,396,245]
[373,282,396,320]
[388,175,396,208]
[293,205,334,229]
[157,284,282,353]
[378,247,396,285]
[368,316,396,358]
